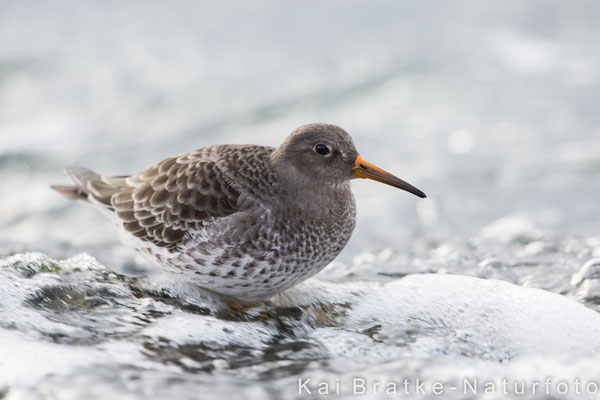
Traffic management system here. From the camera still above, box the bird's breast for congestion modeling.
[271,188,356,260]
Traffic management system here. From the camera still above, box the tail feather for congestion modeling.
[51,168,128,207]
[65,167,101,189]
[50,184,88,200]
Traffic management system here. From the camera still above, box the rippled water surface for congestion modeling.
[1,1,600,399]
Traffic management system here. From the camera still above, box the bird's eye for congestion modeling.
[314,144,331,155]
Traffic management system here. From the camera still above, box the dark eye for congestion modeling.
[314,144,331,155]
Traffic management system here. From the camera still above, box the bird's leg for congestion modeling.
[226,298,251,313]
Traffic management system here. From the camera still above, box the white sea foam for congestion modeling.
[345,274,600,359]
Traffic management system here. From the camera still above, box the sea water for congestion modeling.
[1,1,599,399]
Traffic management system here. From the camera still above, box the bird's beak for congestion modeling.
[352,155,426,198]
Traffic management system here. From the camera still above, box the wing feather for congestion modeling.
[55,145,277,252]
[104,152,244,250]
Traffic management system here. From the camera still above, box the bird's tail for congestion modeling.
[51,168,102,201]
[51,168,129,208]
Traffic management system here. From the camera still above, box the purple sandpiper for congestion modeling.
[52,123,425,302]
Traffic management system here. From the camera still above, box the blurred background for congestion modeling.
[2,2,600,399]
[1,0,599,264]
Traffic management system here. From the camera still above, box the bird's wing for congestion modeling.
[53,145,278,251]
[74,150,255,250]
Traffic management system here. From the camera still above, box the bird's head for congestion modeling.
[271,123,426,198]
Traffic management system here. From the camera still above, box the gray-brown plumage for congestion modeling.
[52,123,425,302]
